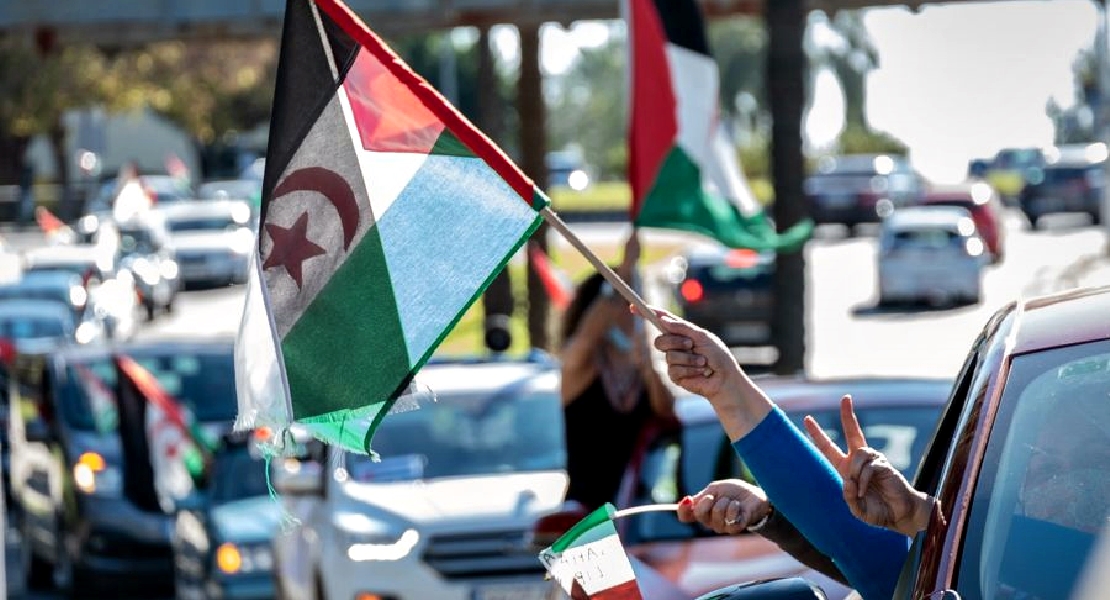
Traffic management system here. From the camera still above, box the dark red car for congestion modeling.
[893,284,1110,599]
[917,182,1006,263]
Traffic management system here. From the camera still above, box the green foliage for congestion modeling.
[836,124,908,156]
[0,41,106,138]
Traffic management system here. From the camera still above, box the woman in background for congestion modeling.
[559,231,676,512]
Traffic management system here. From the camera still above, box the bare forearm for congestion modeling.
[709,373,775,441]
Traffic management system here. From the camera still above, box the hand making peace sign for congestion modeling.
[803,395,937,537]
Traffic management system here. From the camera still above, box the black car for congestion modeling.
[669,244,775,363]
[8,338,238,597]
[805,154,925,235]
[172,431,282,600]
[1019,143,1106,229]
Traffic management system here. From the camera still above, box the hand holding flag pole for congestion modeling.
[540,207,665,333]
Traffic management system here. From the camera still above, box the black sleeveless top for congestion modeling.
[563,376,654,511]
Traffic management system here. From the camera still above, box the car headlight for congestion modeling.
[73,452,122,496]
[216,542,274,575]
[160,260,179,280]
[69,285,88,309]
[332,512,418,562]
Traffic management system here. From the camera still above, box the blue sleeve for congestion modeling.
[731,407,911,600]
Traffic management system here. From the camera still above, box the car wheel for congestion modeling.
[145,300,157,322]
[1027,214,1041,230]
[1090,210,1103,226]
[314,573,328,600]
[20,517,53,591]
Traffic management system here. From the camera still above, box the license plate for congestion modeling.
[473,583,551,600]
[725,323,769,342]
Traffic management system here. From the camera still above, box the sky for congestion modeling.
[492,0,1102,184]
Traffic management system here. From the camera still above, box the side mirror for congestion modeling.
[529,501,589,551]
[694,578,827,600]
[24,419,53,444]
[271,457,323,496]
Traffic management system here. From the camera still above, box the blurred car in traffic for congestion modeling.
[534,376,951,600]
[988,147,1045,206]
[0,298,102,347]
[159,201,254,288]
[917,182,1006,263]
[22,244,118,287]
[805,154,926,235]
[1019,143,1107,230]
[196,178,262,225]
[885,284,1110,599]
[667,245,774,356]
[0,271,91,319]
[173,430,282,600]
[115,217,181,321]
[20,245,140,339]
[271,355,566,600]
[877,207,987,307]
[9,337,239,597]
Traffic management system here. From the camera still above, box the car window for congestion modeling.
[55,350,238,433]
[956,340,1110,600]
[343,385,565,482]
[626,405,943,544]
[890,229,962,251]
[0,316,71,340]
[209,446,270,503]
[118,228,158,255]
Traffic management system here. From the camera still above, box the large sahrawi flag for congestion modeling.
[539,503,644,600]
[626,0,812,252]
[234,0,546,454]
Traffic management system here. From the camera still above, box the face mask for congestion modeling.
[607,327,633,353]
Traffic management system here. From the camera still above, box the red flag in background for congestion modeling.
[528,241,573,311]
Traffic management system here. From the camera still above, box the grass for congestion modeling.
[548,178,775,212]
[435,241,684,357]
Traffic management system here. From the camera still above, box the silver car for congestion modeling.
[157,201,254,288]
[877,206,988,307]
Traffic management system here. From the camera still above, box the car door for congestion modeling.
[893,302,1019,599]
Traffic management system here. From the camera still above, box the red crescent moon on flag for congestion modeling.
[272,167,361,250]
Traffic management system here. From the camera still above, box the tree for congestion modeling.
[0,40,106,189]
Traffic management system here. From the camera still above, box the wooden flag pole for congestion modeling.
[539,207,667,333]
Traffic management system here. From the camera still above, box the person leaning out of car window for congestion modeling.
[559,230,677,513]
[643,305,929,600]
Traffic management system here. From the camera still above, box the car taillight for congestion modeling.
[530,503,588,550]
[680,279,704,303]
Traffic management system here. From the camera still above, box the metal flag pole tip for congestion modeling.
[612,503,679,519]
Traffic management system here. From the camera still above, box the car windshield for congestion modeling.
[626,404,942,543]
[167,217,237,233]
[344,384,565,482]
[956,339,1110,600]
[891,228,962,250]
[0,315,71,340]
[55,349,238,433]
[209,446,270,504]
[118,228,157,256]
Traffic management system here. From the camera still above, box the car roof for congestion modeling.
[158,200,248,219]
[682,243,775,267]
[23,246,106,264]
[676,376,953,424]
[9,271,83,287]
[1011,285,1110,355]
[48,335,235,362]
[884,206,972,228]
[0,299,74,318]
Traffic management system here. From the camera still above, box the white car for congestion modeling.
[271,357,567,600]
[877,206,987,306]
[158,201,254,287]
